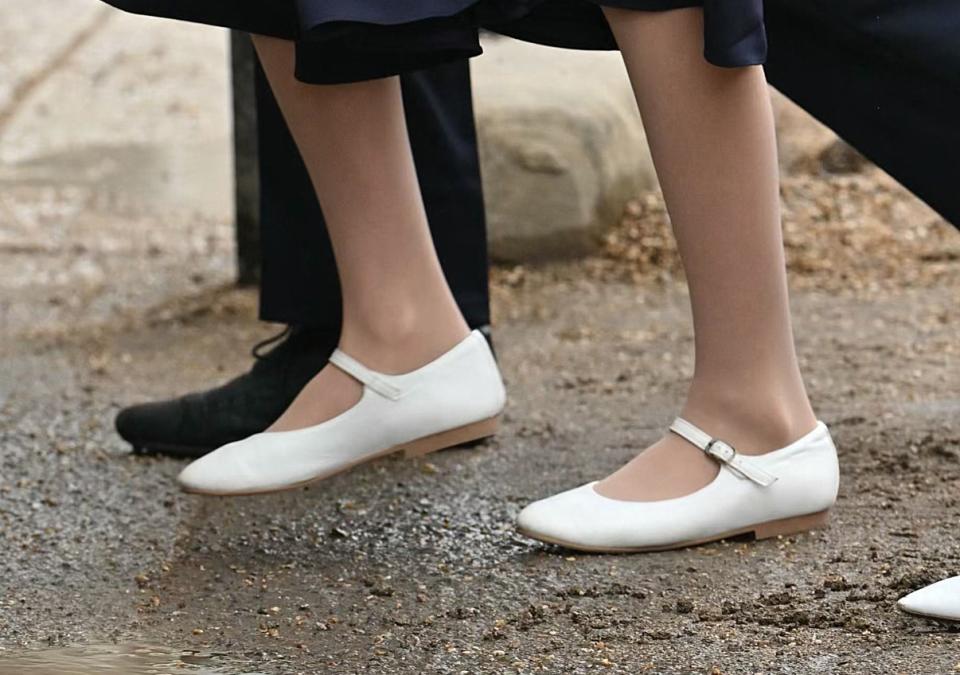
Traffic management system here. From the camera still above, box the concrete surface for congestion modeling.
[0,3,234,341]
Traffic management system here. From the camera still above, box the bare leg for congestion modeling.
[250,36,470,430]
[596,8,817,501]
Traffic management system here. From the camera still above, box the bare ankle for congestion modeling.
[682,381,817,455]
[339,304,469,374]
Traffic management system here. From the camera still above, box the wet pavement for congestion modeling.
[0,643,261,675]
[3,2,960,673]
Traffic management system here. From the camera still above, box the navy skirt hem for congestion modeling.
[101,0,768,84]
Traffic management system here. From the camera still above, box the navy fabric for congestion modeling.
[764,0,960,228]
[100,1,767,82]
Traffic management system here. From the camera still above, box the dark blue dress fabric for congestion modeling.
[100,0,767,83]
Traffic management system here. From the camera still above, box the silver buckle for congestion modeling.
[706,439,736,464]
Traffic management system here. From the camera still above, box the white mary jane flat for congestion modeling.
[177,330,506,495]
[517,418,840,552]
[898,576,960,621]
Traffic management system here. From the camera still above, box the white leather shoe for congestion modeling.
[898,576,960,621]
[178,330,506,495]
[516,418,840,552]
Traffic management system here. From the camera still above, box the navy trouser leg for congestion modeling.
[255,59,491,330]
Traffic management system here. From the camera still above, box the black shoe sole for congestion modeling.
[129,440,214,459]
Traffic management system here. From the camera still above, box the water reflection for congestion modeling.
[0,643,265,675]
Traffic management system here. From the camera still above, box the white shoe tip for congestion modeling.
[896,577,960,620]
[896,595,918,612]
[516,501,551,536]
[176,467,200,491]
[515,503,537,530]
[516,485,603,545]
[177,459,213,493]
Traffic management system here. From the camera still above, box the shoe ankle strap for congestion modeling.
[669,418,778,487]
[329,349,404,400]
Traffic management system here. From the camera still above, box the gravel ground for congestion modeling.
[2,175,958,673]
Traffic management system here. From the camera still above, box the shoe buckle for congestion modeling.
[705,439,737,464]
[669,417,778,487]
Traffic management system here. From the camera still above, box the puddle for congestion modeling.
[0,643,265,675]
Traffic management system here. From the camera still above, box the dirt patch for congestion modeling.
[2,102,959,675]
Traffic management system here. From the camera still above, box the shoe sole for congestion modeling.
[130,440,214,458]
[516,509,831,554]
[180,415,501,497]
[896,604,960,622]
[128,427,494,460]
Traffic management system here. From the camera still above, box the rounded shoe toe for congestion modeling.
[516,484,600,547]
[516,498,560,541]
[176,444,246,495]
[176,453,219,494]
[898,576,960,621]
[176,434,288,495]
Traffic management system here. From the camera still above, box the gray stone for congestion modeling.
[472,37,657,263]
[471,42,855,263]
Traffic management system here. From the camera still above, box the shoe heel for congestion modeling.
[752,509,831,540]
[402,416,500,458]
